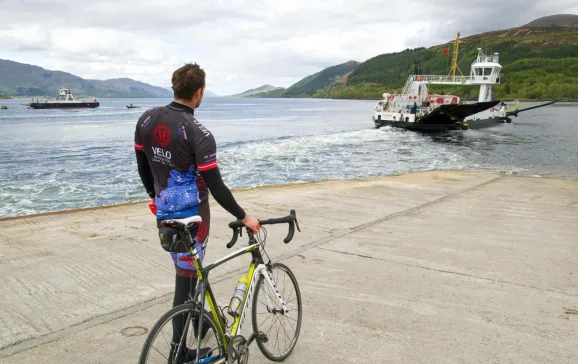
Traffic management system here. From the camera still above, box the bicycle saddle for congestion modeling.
[160,215,203,228]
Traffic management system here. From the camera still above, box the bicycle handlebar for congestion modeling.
[226,209,301,248]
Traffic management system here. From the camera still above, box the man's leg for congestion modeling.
[170,200,211,343]
[171,271,198,343]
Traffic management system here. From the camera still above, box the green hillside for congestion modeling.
[231,84,284,97]
[0,59,173,98]
[256,61,360,98]
[316,25,578,101]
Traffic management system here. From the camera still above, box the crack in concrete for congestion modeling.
[316,247,576,298]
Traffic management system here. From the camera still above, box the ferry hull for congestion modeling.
[374,115,511,131]
[29,102,99,109]
[373,101,506,131]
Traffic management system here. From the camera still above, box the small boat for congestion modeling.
[0,105,7,110]
[29,85,99,109]
[126,103,139,109]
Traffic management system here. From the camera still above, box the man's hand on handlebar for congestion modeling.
[242,214,261,234]
[227,210,299,248]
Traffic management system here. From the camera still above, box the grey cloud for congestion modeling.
[404,0,578,48]
[2,0,262,33]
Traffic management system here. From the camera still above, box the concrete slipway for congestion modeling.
[0,171,576,364]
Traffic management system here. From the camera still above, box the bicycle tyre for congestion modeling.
[138,302,225,364]
[251,262,302,361]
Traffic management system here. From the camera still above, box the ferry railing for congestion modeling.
[401,76,414,95]
[412,74,499,84]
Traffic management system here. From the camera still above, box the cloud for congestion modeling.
[404,0,578,47]
[1,0,577,95]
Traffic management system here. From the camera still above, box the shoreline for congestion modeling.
[1,169,576,222]
[3,95,577,103]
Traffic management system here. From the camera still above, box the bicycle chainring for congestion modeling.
[227,335,249,364]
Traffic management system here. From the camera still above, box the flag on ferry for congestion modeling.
[443,48,449,54]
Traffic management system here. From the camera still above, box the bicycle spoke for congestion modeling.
[265,314,278,337]
[151,344,169,360]
[280,316,292,343]
[160,329,170,348]
[282,314,296,334]
[275,315,281,353]
[258,312,274,328]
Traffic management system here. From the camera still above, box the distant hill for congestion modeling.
[0,59,173,98]
[204,89,220,97]
[525,14,578,27]
[162,87,219,98]
[256,61,360,98]
[231,84,284,98]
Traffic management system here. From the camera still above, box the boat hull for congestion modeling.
[29,102,99,109]
[373,101,509,131]
[374,115,511,131]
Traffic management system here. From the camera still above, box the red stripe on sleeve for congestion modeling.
[197,161,218,171]
[134,143,144,150]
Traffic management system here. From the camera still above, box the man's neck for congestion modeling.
[172,99,196,111]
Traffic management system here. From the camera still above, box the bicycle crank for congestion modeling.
[227,335,249,364]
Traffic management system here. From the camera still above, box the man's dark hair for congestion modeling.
[172,63,206,100]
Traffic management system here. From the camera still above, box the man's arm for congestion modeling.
[199,166,245,220]
[193,129,259,232]
[135,148,155,198]
[134,120,155,199]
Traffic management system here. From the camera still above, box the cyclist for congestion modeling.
[134,62,260,361]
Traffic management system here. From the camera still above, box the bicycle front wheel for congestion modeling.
[138,302,225,364]
[252,262,302,361]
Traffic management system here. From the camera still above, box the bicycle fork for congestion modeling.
[260,265,290,315]
[241,265,289,348]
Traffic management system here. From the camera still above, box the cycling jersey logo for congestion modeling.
[153,124,171,147]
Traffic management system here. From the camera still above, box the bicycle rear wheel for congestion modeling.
[251,262,302,361]
[138,302,225,364]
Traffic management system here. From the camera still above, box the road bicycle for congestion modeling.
[138,209,303,364]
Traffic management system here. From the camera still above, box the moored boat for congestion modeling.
[29,85,99,109]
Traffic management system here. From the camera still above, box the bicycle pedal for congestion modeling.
[256,331,268,344]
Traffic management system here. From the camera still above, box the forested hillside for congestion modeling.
[316,25,578,100]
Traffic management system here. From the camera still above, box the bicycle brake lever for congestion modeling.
[295,218,301,232]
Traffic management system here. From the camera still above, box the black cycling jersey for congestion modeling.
[134,101,245,220]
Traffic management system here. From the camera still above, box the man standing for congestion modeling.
[134,62,260,360]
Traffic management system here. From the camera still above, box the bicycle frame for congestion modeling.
[187,235,288,353]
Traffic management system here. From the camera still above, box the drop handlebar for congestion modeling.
[226,209,300,248]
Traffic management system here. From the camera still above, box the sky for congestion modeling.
[1,0,577,95]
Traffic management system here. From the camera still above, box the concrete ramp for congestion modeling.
[1,171,577,363]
